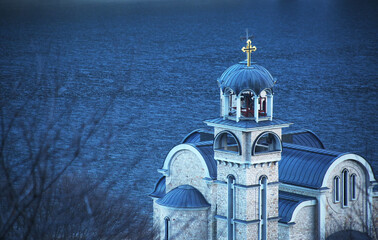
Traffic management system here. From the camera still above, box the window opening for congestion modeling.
[342,169,349,207]
[334,176,340,203]
[240,92,254,117]
[164,217,170,240]
[351,174,356,200]
[259,97,267,116]
[259,176,267,240]
[215,132,240,154]
[227,175,236,240]
[253,132,281,155]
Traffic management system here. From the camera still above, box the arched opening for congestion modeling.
[333,176,340,203]
[258,90,268,117]
[164,216,170,240]
[223,89,236,118]
[214,131,241,154]
[342,169,349,207]
[227,175,236,240]
[259,176,268,240]
[253,132,282,155]
[222,88,273,122]
[350,174,357,200]
[240,90,255,118]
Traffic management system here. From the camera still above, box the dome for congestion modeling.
[218,60,273,86]
[221,64,275,96]
[156,185,210,209]
[217,61,246,85]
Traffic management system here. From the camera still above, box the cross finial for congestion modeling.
[242,38,257,67]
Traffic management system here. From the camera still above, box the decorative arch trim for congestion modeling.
[161,144,212,179]
[252,131,282,155]
[259,88,273,96]
[237,89,258,97]
[289,200,317,223]
[259,175,268,182]
[214,130,242,155]
[322,153,376,189]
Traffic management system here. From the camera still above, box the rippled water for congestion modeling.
[0,0,377,212]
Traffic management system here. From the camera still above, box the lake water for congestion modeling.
[0,0,377,212]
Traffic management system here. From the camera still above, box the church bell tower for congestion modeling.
[206,38,291,240]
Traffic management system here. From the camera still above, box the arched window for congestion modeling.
[240,90,255,118]
[227,175,236,240]
[342,169,349,207]
[253,132,282,155]
[259,176,268,240]
[333,176,340,203]
[164,217,170,240]
[214,131,241,154]
[350,174,357,200]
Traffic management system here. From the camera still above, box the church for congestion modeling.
[149,39,378,240]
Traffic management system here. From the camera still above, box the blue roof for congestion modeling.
[188,141,217,179]
[217,61,246,85]
[282,129,325,149]
[279,143,345,189]
[221,64,275,95]
[279,191,316,223]
[181,128,214,144]
[217,61,273,86]
[205,117,291,130]
[149,176,166,198]
[156,185,210,209]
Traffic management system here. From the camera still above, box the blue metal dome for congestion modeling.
[220,63,274,95]
[156,185,210,209]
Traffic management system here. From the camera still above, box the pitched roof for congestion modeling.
[279,143,345,189]
[181,128,213,144]
[282,129,325,149]
[156,185,210,209]
[279,191,316,223]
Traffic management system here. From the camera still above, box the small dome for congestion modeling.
[221,64,274,95]
[218,60,273,86]
[217,61,246,85]
[156,185,210,209]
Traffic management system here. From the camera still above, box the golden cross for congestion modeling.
[242,39,257,67]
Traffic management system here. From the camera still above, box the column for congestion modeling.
[236,96,241,122]
[223,95,229,119]
[317,194,326,240]
[254,96,259,123]
[267,94,273,120]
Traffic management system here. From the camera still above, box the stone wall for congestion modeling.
[278,223,290,240]
[289,205,316,240]
[164,148,216,240]
[372,194,378,239]
[324,159,367,237]
[157,206,209,240]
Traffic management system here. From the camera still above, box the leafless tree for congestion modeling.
[0,51,156,240]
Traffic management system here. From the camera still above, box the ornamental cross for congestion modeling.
[242,39,257,67]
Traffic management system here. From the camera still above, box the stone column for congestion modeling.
[267,94,273,120]
[236,96,241,122]
[317,193,326,240]
[223,95,229,119]
[254,96,259,123]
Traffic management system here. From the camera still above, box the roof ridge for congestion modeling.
[283,142,342,157]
